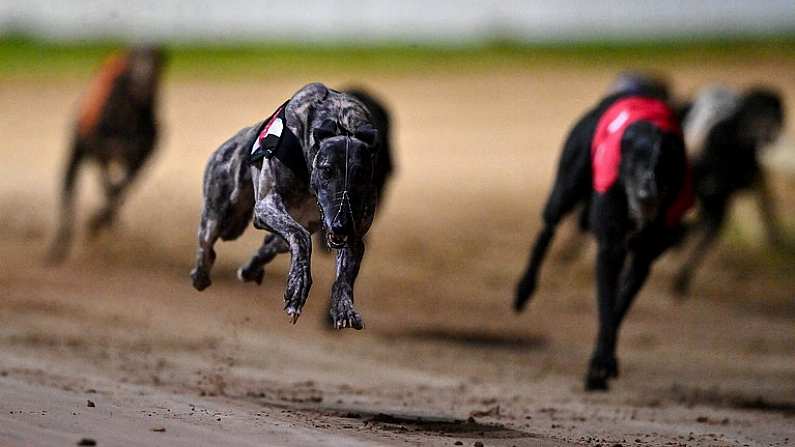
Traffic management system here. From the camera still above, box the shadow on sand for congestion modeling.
[646,384,795,416]
[346,410,537,439]
[388,328,548,352]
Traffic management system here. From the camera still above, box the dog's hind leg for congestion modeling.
[515,129,591,311]
[190,214,221,291]
[238,233,288,285]
[514,171,589,311]
[46,140,84,264]
[557,200,592,263]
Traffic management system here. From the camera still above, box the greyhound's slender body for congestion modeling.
[514,92,693,390]
[673,86,786,295]
[191,83,389,329]
[47,47,165,263]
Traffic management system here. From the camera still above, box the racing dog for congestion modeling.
[514,92,693,390]
[47,46,165,263]
[673,86,786,295]
[190,83,386,329]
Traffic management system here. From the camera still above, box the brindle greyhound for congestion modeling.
[673,86,786,295]
[190,83,387,329]
[514,92,693,390]
[47,47,165,263]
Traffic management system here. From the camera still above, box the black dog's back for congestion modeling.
[343,88,394,203]
[539,93,632,224]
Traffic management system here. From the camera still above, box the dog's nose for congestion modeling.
[637,180,657,203]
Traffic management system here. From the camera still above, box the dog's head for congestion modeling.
[621,121,684,224]
[127,46,166,105]
[738,87,784,148]
[310,120,379,248]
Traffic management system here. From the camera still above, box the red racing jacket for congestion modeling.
[591,96,694,227]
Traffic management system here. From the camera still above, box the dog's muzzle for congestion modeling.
[326,232,349,249]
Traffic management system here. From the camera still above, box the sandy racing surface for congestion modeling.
[1,62,794,446]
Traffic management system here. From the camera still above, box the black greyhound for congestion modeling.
[514,92,693,390]
[47,47,165,263]
[673,86,786,295]
[190,83,389,329]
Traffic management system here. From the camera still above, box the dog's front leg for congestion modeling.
[672,208,725,296]
[606,248,657,379]
[587,233,626,391]
[754,174,786,248]
[614,254,653,328]
[330,240,365,330]
[253,193,312,324]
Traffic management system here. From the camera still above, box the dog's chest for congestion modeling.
[254,162,320,231]
[286,195,321,231]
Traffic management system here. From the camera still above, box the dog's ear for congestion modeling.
[354,125,378,147]
[313,120,337,143]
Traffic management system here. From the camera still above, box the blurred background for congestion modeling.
[1,2,794,446]
[4,0,795,43]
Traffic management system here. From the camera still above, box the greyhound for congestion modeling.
[47,46,165,263]
[514,92,693,390]
[190,83,387,329]
[673,86,786,295]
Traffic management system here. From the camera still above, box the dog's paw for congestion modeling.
[237,264,264,285]
[87,212,114,238]
[584,356,618,392]
[284,266,312,324]
[191,268,212,291]
[584,371,609,392]
[513,282,535,313]
[330,298,364,330]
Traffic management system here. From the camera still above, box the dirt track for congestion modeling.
[1,62,794,446]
